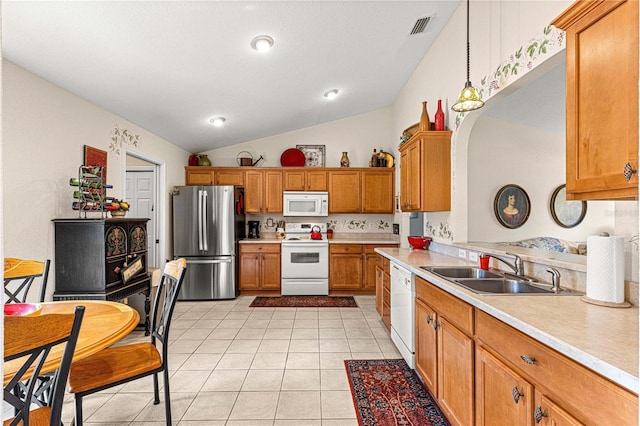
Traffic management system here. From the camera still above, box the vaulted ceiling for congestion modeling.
[2,1,460,153]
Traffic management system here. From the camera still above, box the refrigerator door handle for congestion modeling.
[202,190,209,251]
[197,190,204,251]
[185,258,233,264]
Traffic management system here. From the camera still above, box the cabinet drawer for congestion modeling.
[415,276,473,336]
[376,254,393,271]
[240,244,281,254]
[330,244,363,254]
[476,310,638,426]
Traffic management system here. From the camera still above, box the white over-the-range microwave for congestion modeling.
[283,191,328,217]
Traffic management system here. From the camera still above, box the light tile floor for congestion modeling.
[57,295,401,425]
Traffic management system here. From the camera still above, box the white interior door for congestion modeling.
[126,168,157,267]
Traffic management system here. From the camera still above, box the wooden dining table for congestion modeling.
[4,300,139,385]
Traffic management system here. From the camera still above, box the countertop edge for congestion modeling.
[374,247,639,394]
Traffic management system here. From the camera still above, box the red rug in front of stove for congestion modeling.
[249,295,358,308]
[345,359,450,426]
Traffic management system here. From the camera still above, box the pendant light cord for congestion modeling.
[466,0,470,84]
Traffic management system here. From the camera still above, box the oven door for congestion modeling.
[281,242,328,279]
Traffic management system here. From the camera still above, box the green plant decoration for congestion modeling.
[109,124,141,155]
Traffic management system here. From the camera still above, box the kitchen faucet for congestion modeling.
[485,252,524,276]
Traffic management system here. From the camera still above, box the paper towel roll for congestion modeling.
[586,235,625,303]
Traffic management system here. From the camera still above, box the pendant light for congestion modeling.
[451,0,484,113]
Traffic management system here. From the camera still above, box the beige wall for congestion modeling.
[205,108,393,168]
[2,61,189,300]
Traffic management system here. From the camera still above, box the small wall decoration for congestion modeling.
[296,144,326,167]
[550,184,587,228]
[494,184,531,229]
[83,145,108,183]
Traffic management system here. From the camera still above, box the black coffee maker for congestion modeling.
[248,221,260,239]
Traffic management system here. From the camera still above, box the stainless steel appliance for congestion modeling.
[281,222,329,295]
[390,262,416,368]
[283,192,328,217]
[172,185,245,300]
[248,221,260,239]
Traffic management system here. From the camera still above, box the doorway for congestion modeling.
[125,154,161,268]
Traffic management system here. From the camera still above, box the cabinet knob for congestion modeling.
[623,162,637,181]
[426,314,432,324]
[520,355,536,365]
[432,319,439,330]
[534,406,548,424]
[512,386,524,404]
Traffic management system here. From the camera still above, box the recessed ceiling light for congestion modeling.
[323,89,339,100]
[250,35,274,53]
[210,117,226,127]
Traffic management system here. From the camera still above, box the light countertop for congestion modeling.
[375,247,639,393]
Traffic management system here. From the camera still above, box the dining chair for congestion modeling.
[4,258,51,303]
[4,305,85,426]
[68,258,187,426]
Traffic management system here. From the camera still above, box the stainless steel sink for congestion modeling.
[421,266,583,296]
[421,266,502,279]
[455,278,554,294]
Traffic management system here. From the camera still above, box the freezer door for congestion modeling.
[172,186,201,256]
[202,186,236,256]
[178,257,237,300]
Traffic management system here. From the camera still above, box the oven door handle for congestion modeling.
[282,242,328,249]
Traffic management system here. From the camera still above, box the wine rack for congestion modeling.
[71,165,113,218]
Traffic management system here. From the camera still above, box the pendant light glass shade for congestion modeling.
[452,81,484,112]
[451,0,484,113]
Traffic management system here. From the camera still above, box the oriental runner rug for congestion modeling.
[249,295,358,308]
[345,359,449,426]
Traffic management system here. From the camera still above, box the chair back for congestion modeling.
[4,305,85,426]
[4,258,51,303]
[150,259,186,360]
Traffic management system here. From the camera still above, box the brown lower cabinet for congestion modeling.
[330,244,398,292]
[475,310,637,426]
[239,244,281,291]
[375,254,391,330]
[414,275,638,426]
[415,277,474,426]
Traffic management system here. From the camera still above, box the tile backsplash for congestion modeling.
[247,213,395,233]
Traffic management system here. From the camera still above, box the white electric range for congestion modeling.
[280,222,329,295]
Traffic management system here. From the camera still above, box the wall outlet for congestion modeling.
[458,249,467,259]
[468,251,479,262]
[393,223,400,235]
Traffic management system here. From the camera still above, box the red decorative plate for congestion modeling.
[4,303,43,316]
[280,148,306,167]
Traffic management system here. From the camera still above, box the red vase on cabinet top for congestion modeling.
[434,99,445,131]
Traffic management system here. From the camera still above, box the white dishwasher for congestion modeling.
[390,262,416,368]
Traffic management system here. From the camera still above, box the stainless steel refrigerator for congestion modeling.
[172,185,245,300]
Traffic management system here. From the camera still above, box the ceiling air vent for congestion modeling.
[410,16,431,35]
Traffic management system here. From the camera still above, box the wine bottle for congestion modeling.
[370,149,377,167]
[69,178,113,189]
[434,99,445,131]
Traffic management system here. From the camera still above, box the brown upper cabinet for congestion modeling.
[283,169,327,191]
[328,168,395,214]
[399,130,451,212]
[552,0,638,200]
[186,166,394,214]
[244,170,283,214]
[361,169,395,213]
[214,168,245,186]
[328,170,361,213]
[185,167,244,186]
[185,166,215,185]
